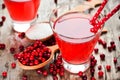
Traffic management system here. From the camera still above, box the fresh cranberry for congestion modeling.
[36,68,42,74]
[100,53,105,61]
[0,21,3,26]
[117,66,120,71]
[10,47,15,53]
[108,46,112,52]
[98,71,104,78]
[119,36,120,41]
[98,65,102,70]
[18,32,25,39]
[94,48,99,54]
[13,53,19,60]
[2,71,7,78]
[22,75,27,80]
[0,43,6,50]
[102,41,107,48]
[2,3,5,9]
[42,70,48,76]
[19,45,24,52]
[82,74,87,80]
[106,65,111,72]
[1,16,6,22]
[11,62,16,68]
[91,77,96,80]
[110,41,115,45]
[111,44,116,50]
[113,57,117,64]
[78,71,83,77]
[53,76,58,80]
[90,68,95,77]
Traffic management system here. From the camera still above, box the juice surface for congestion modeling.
[4,0,40,21]
[53,13,100,64]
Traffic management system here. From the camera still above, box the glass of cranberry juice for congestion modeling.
[50,4,102,73]
[4,0,40,32]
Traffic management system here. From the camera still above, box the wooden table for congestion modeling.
[0,0,120,80]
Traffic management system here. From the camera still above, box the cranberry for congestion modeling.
[110,41,115,45]
[2,3,5,9]
[1,16,6,22]
[2,71,7,78]
[91,77,96,80]
[98,71,104,78]
[19,45,24,52]
[119,36,120,41]
[53,76,58,80]
[117,66,120,71]
[100,53,105,61]
[94,48,99,54]
[90,68,95,77]
[82,74,87,80]
[18,32,25,39]
[13,53,19,60]
[78,71,83,77]
[10,47,15,53]
[98,65,102,70]
[42,70,48,76]
[0,43,6,50]
[36,68,42,74]
[102,41,107,48]
[108,46,112,52]
[11,62,16,68]
[111,44,116,50]
[113,57,117,64]
[0,21,3,26]
[22,75,28,80]
[106,65,111,72]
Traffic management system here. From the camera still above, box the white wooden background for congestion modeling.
[0,0,120,80]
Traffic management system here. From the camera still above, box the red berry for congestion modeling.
[22,75,27,80]
[78,71,83,77]
[113,57,117,64]
[106,65,111,72]
[98,65,102,70]
[10,47,15,53]
[98,71,104,78]
[0,43,6,50]
[36,68,42,74]
[53,76,58,80]
[11,62,16,68]
[100,53,105,61]
[2,3,5,9]
[91,77,96,80]
[119,36,120,41]
[18,32,25,39]
[1,16,6,22]
[94,48,99,54]
[42,70,48,76]
[19,45,24,51]
[2,71,7,78]
[0,21,3,26]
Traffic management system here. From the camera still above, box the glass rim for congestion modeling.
[49,4,103,40]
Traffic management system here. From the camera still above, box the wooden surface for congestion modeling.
[0,0,120,80]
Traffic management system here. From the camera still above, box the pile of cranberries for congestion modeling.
[17,40,51,66]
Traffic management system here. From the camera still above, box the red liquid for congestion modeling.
[53,13,101,64]
[4,0,40,21]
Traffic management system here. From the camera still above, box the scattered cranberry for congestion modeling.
[36,68,43,74]
[11,62,16,69]
[110,41,115,45]
[0,43,6,50]
[106,65,111,72]
[98,65,102,70]
[53,76,58,80]
[2,3,5,9]
[10,47,15,53]
[119,36,120,41]
[22,75,28,80]
[100,53,105,61]
[82,74,87,80]
[113,57,117,64]
[102,41,107,48]
[1,16,6,22]
[18,32,25,39]
[94,48,99,54]
[78,71,83,77]
[42,70,48,76]
[108,46,112,52]
[0,21,3,26]
[117,66,120,71]
[13,53,19,60]
[2,71,7,78]
[90,77,96,80]
[90,68,95,77]
[98,71,104,78]
[19,45,24,52]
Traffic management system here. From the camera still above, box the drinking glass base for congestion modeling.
[13,23,31,32]
[63,59,90,73]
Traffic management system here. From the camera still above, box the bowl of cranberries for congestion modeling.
[17,40,58,70]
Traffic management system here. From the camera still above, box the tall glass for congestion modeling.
[4,0,40,32]
[50,3,102,73]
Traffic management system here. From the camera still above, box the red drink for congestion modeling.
[4,0,40,21]
[53,13,101,64]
